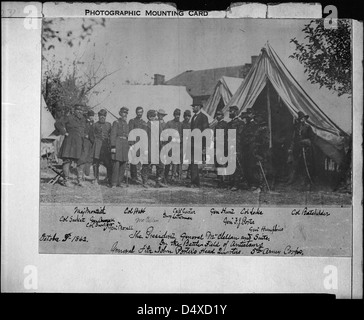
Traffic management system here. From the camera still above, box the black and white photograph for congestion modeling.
[37,12,356,258]
[2,1,362,297]
[40,17,352,205]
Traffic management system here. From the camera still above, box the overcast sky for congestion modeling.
[43,18,352,133]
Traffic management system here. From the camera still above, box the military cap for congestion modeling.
[255,114,267,124]
[239,112,249,119]
[119,107,129,115]
[98,109,107,116]
[297,111,309,120]
[191,102,203,108]
[183,110,192,116]
[147,109,157,119]
[215,109,224,116]
[229,105,239,112]
[158,108,167,116]
[136,106,144,112]
[173,108,181,115]
[87,110,95,117]
[246,108,254,114]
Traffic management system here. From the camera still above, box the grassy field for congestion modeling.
[40,164,351,206]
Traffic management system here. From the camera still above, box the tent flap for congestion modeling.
[223,43,348,164]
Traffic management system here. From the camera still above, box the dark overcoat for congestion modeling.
[78,119,94,164]
[92,121,111,161]
[214,119,228,162]
[111,118,129,162]
[57,114,86,160]
[190,111,210,159]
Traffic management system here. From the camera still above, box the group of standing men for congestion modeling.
[55,102,210,188]
[212,105,314,192]
[54,101,314,191]
[212,105,271,192]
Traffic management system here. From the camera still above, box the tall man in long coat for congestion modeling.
[141,109,158,188]
[287,111,315,188]
[156,109,168,187]
[164,108,183,181]
[110,107,129,188]
[227,105,244,191]
[77,109,95,181]
[128,106,146,184]
[92,109,112,185]
[57,104,86,187]
[190,103,209,188]
[181,110,192,179]
[214,108,228,188]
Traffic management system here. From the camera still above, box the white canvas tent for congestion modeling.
[204,76,244,118]
[90,84,213,123]
[41,95,63,158]
[41,95,56,139]
[222,43,348,165]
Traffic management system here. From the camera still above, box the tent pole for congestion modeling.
[267,81,273,148]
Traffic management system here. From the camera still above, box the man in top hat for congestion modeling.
[77,109,95,181]
[190,102,209,187]
[164,108,183,181]
[214,108,228,188]
[287,111,315,188]
[156,108,168,186]
[157,108,168,129]
[250,115,271,192]
[92,109,112,185]
[110,107,129,188]
[128,106,146,184]
[227,105,244,191]
[57,104,87,187]
[141,109,158,188]
[181,109,192,179]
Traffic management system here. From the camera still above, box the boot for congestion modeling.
[155,179,167,188]
[62,179,73,187]
[93,165,99,185]
[84,163,91,177]
[77,166,85,187]
[171,164,178,181]
[62,162,72,187]
[142,178,149,189]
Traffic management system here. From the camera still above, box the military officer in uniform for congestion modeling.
[164,108,183,181]
[214,109,228,188]
[156,109,168,186]
[77,109,95,180]
[181,110,192,179]
[287,111,315,188]
[57,104,87,187]
[128,106,146,184]
[227,105,244,191]
[250,115,270,192]
[92,109,112,186]
[141,110,166,188]
[242,108,260,190]
[110,107,130,188]
[190,102,209,188]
